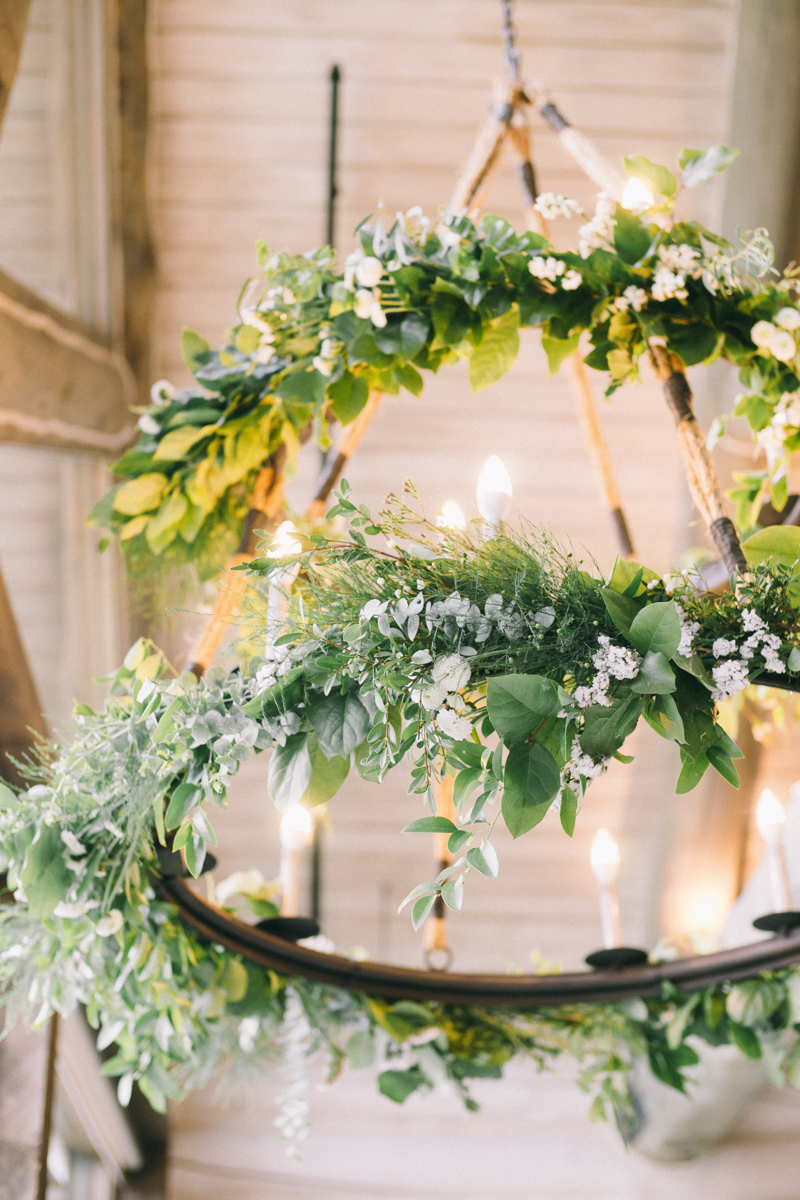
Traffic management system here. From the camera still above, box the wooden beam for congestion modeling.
[0,268,135,452]
[0,558,47,789]
[0,0,32,134]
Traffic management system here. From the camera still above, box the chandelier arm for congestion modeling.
[161,876,800,1006]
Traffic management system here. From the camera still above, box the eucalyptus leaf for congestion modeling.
[307,690,371,758]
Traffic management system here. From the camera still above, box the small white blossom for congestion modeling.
[150,379,175,405]
[529,255,565,282]
[562,736,606,786]
[96,910,124,937]
[776,307,800,330]
[711,659,749,702]
[370,298,387,328]
[771,330,796,362]
[137,414,160,435]
[578,193,616,257]
[614,285,648,313]
[355,256,383,288]
[712,637,738,658]
[282,288,296,305]
[561,270,582,290]
[533,193,579,221]
[751,320,777,348]
[742,608,766,634]
[651,266,688,302]
[53,900,99,919]
[61,830,86,856]
[354,289,374,319]
[435,707,473,740]
[431,653,471,692]
[658,243,701,274]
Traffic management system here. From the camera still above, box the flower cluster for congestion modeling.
[574,635,641,708]
[578,193,616,257]
[533,192,580,221]
[528,255,582,290]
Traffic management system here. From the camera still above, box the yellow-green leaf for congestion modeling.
[743,526,800,569]
[153,424,216,462]
[119,514,150,541]
[468,307,520,392]
[113,473,168,515]
[146,491,188,553]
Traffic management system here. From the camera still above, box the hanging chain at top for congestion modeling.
[500,0,521,80]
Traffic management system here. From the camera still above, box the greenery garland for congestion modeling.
[91,146,800,579]
[2,648,800,1138]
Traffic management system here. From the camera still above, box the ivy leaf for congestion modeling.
[742,526,800,569]
[378,1067,426,1103]
[21,825,71,920]
[628,601,681,658]
[267,733,312,813]
[403,816,458,834]
[502,743,561,838]
[623,154,678,197]
[301,734,349,807]
[630,650,676,695]
[327,372,369,425]
[486,674,561,741]
[600,587,642,638]
[468,307,520,392]
[542,330,580,376]
[679,145,739,188]
[307,690,371,759]
[373,312,430,360]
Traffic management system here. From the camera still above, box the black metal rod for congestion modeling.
[161,877,800,1007]
[326,64,341,248]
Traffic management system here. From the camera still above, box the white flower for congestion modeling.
[53,900,99,919]
[712,637,737,658]
[742,608,766,634]
[239,1016,259,1053]
[312,355,333,376]
[675,603,700,657]
[658,243,701,274]
[562,736,606,784]
[150,379,175,405]
[137,414,160,435]
[751,320,777,349]
[96,910,124,937]
[614,285,648,313]
[529,256,565,282]
[61,830,86,856]
[354,289,374,319]
[533,193,579,221]
[435,707,473,740]
[431,653,471,692]
[370,299,387,328]
[711,659,749,702]
[413,682,449,711]
[771,330,796,362]
[439,228,462,249]
[561,270,582,290]
[578,194,616,257]
[776,307,800,330]
[651,266,688,302]
[356,256,383,287]
[282,288,296,305]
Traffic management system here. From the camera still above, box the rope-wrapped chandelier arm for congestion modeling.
[161,876,800,1006]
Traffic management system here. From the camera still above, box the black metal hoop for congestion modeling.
[160,877,800,1006]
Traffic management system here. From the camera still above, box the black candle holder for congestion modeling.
[752,911,800,936]
[256,916,321,942]
[585,946,649,970]
[155,846,217,878]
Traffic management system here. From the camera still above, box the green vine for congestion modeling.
[91,146,800,577]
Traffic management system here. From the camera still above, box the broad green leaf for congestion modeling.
[307,690,371,759]
[403,816,458,834]
[706,744,739,787]
[146,491,188,554]
[373,312,430,360]
[673,652,714,690]
[181,327,211,373]
[542,330,580,376]
[580,692,644,758]
[411,894,436,930]
[468,307,520,392]
[623,154,678,197]
[679,145,739,188]
[165,782,202,830]
[243,667,305,720]
[628,601,681,658]
[113,473,168,516]
[647,692,685,742]
[607,558,661,592]
[153,698,185,745]
[327,372,369,425]
[346,1030,376,1070]
[21,825,71,920]
[743,526,800,569]
[300,734,349,807]
[219,958,248,1002]
[727,1021,761,1060]
[268,733,312,813]
[453,766,483,808]
[600,587,642,637]
[675,750,709,793]
[486,675,561,741]
[378,1067,426,1103]
[726,979,784,1026]
[630,650,676,695]
[560,787,578,836]
[466,841,499,878]
[441,877,464,911]
[153,424,214,462]
[613,208,651,265]
[502,742,560,838]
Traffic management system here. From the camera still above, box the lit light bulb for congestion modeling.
[268,520,301,558]
[476,455,512,528]
[437,500,466,531]
[590,828,620,885]
[622,176,654,212]
[279,804,313,850]
[756,788,786,846]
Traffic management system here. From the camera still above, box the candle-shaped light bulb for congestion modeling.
[437,500,466,531]
[756,788,791,912]
[476,456,512,529]
[621,176,654,212]
[590,828,622,949]
[279,804,313,917]
[269,519,301,559]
